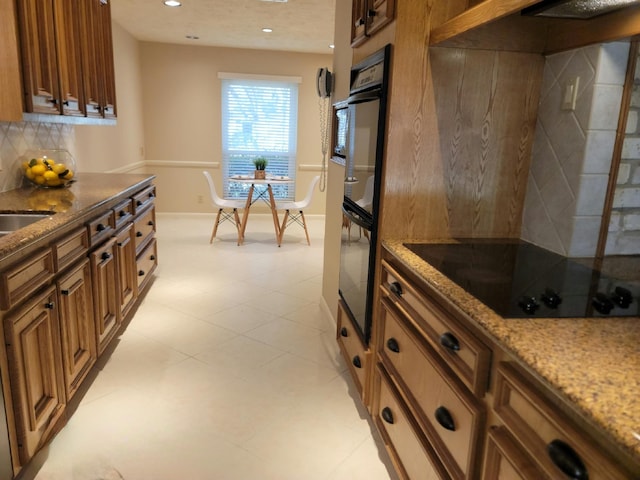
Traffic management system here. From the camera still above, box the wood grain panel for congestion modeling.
[0,0,24,121]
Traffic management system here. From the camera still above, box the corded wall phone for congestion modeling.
[316,67,333,98]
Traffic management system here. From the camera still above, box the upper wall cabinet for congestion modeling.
[0,0,24,122]
[429,0,640,54]
[351,0,395,47]
[16,0,117,120]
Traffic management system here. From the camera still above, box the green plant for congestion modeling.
[253,157,268,170]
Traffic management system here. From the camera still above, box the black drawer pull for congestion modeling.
[44,302,55,310]
[137,200,143,206]
[136,231,143,237]
[96,223,106,232]
[352,355,362,368]
[340,327,348,337]
[386,337,400,353]
[138,270,145,276]
[389,281,402,297]
[439,332,460,351]
[148,220,154,226]
[381,407,394,425]
[547,439,588,480]
[101,252,111,261]
[119,210,128,217]
[150,255,156,261]
[60,289,70,296]
[435,406,455,431]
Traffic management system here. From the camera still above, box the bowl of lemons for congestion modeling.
[21,149,76,188]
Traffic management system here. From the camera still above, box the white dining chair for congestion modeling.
[275,175,320,246]
[202,171,245,244]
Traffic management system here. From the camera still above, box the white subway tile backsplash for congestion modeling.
[613,187,640,208]
[617,163,631,184]
[567,216,601,257]
[584,130,615,174]
[632,164,640,183]
[596,42,630,85]
[588,84,624,130]
[623,213,640,230]
[622,136,640,159]
[626,110,638,134]
[576,174,609,215]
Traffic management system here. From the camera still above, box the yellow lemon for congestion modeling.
[34,175,46,185]
[62,170,74,180]
[52,163,66,174]
[43,170,58,182]
[30,164,46,176]
[25,168,35,180]
[46,177,62,187]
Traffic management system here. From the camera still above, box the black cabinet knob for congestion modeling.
[96,223,106,232]
[138,270,145,276]
[434,406,455,431]
[592,293,613,314]
[119,210,127,217]
[60,289,70,296]
[150,255,156,261]
[44,302,55,309]
[101,252,111,261]
[148,221,154,226]
[352,355,362,369]
[137,200,143,206]
[386,337,400,353]
[381,407,394,424]
[136,231,143,237]
[612,286,632,308]
[518,296,539,314]
[547,439,588,480]
[389,281,402,297]
[439,332,460,351]
[340,327,348,337]
[541,288,562,309]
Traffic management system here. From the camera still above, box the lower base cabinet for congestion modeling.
[3,287,66,464]
[90,237,121,355]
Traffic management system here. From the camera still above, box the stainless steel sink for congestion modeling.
[0,212,54,237]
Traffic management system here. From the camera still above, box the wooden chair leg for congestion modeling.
[211,209,223,243]
[300,211,310,246]
[278,210,290,246]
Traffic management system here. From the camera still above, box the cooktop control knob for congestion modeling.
[518,296,539,314]
[611,286,633,308]
[592,293,614,314]
[540,288,562,309]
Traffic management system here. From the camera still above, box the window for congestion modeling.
[220,74,299,200]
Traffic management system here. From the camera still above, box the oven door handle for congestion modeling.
[342,203,373,231]
[347,89,381,105]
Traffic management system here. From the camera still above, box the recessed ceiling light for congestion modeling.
[262,28,273,33]
[164,0,181,7]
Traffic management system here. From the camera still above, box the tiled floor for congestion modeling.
[25,213,396,480]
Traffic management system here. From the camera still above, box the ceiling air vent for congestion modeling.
[522,0,640,18]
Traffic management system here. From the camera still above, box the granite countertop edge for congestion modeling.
[383,239,640,463]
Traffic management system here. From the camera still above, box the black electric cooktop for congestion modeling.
[404,239,640,318]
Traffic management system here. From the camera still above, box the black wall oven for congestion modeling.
[338,44,391,345]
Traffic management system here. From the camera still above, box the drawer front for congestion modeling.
[494,362,633,480]
[381,260,490,396]
[337,300,368,396]
[87,210,115,247]
[380,298,484,479]
[113,199,134,231]
[53,227,89,272]
[483,426,549,480]
[136,238,157,291]
[0,248,55,310]
[374,366,448,480]
[133,205,156,253]
[132,185,156,214]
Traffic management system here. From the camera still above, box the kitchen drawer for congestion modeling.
[0,247,55,310]
[379,297,484,479]
[337,300,369,398]
[494,362,634,480]
[87,210,115,247]
[374,365,448,480]
[381,260,490,396]
[132,184,156,214]
[483,426,549,480]
[53,226,89,272]
[113,198,134,231]
[133,205,156,254]
[136,238,157,292]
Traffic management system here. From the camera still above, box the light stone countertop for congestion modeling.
[383,239,640,464]
[0,172,155,266]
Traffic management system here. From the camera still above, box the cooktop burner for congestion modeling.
[404,239,640,318]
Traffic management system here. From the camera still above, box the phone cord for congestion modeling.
[318,97,330,192]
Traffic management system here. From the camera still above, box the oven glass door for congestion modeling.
[339,207,373,341]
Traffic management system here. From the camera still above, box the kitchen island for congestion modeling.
[380,239,639,478]
[0,173,157,478]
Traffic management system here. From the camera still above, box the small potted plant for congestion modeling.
[253,156,268,179]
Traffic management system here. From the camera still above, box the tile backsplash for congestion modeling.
[0,121,76,192]
[521,41,631,257]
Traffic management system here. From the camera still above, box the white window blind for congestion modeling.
[221,76,298,200]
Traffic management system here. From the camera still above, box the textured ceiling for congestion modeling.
[110,0,336,54]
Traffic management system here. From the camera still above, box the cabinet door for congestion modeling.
[0,0,24,121]
[367,0,395,37]
[16,0,61,114]
[52,0,86,116]
[4,286,66,464]
[115,224,137,320]
[90,238,120,355]
[57,259,96,400]
[80,0,116,119]
[351,0,368,46]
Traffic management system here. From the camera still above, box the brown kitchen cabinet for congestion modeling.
[336,299,370,403]
[15,0,116,119]
[115,223,137,321]
[351,0,395,47]
[3,286,66,465]
[0,0,24,121]
[90,237,120,355]
[57,258,96,400]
